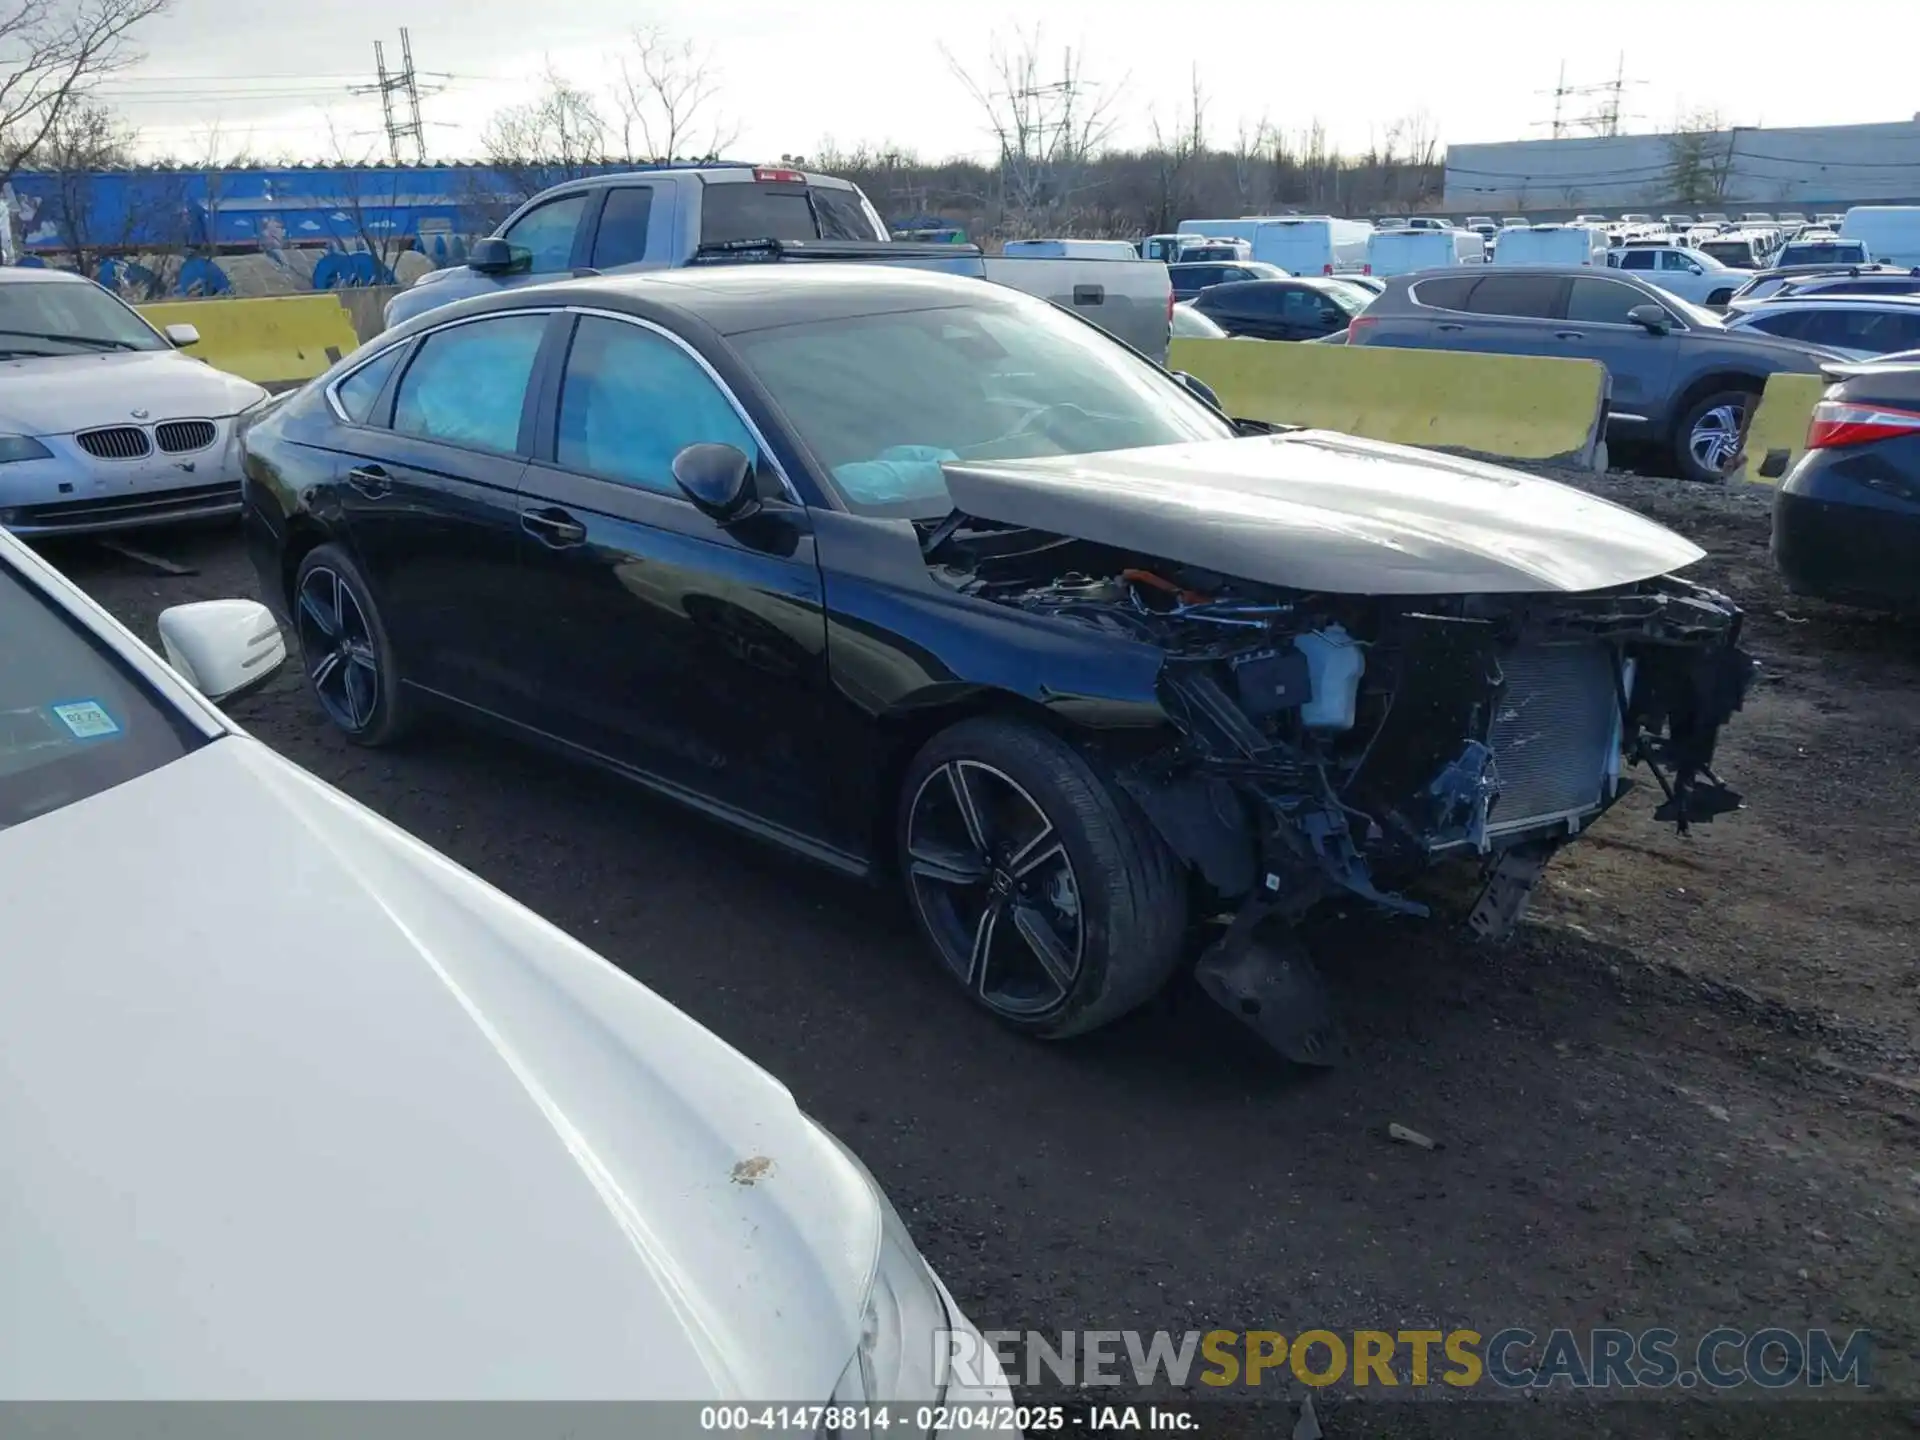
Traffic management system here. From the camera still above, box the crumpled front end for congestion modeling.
[958,550,1754,1058]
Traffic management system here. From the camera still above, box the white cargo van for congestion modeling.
[1000,239,1143,260]
[1177,238,1252,262]
[1489,224,1609,267]
[1840,207,1920,268]
[1365,227,1485,276]
[1175,215,1311,244]
[1248,216,1372,275]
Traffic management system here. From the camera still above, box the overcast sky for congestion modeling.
[100,0,1920,166]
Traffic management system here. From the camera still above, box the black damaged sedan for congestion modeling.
[241,265,1753,1061]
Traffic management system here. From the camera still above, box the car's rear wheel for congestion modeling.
[1675,387,1757,483]
[898,716,1188,1039]
[292,543,412,746]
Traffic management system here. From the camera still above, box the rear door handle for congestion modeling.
[521,506,587,547]
[346,464,390,497]
[1436,322,1466,332]
[1554,330,1585,339]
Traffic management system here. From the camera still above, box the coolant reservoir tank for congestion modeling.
[1293,625,1364,730]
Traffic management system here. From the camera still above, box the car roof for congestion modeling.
[0,266,90,286]
[408,263,1026,338]
[1740,293,1920,308]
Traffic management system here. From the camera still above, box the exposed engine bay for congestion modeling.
[926,517,1756,1061]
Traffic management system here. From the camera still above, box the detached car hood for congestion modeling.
[0,739,876,1399]
[0,349,265,435]
[941,431,1705,594]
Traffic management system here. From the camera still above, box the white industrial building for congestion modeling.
[1445,119,1920,213]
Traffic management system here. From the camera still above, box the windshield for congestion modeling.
[1322,281,1375,311]
[731,299,1233,518]
[0,279,166,357]
[1684,249,1728,271]
[0,561,206,831]
[1665,293,1726,329]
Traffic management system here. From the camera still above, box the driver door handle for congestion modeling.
[1436,322,1466,332]
[346,464,390,497]
[1555,330,1585,339]
[522,505,587,548]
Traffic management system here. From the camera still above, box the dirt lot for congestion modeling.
[45,471,1920,1433]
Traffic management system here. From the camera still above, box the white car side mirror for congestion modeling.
[157,600,285,702]
[164,322,201,348]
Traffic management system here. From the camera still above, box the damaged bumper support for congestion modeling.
[1112,579,1755,1063]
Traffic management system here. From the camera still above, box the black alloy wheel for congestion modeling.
[898,717,1189,1039]
[292,544,411,746]
[905,757,1086,1020]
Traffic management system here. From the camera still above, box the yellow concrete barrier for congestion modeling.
[137,295,363,389]
[1168,338,1608,466]
[1732,371,1828,486]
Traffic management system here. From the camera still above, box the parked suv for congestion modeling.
[1347,266,1838,481]
[1607,242,1748,306]
[1722,296,1920,361]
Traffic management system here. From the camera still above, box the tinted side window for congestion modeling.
[1466,275,1564,318]
[501,195,587,274]
[333,346,405,425]
[555,317,756,494]
[393,314,548,453]
[1619,250,1656,270]
[590,188,654,268]
[1744,311,1818,340]
[1566,278,1652,325]
[1410,275,1476,310]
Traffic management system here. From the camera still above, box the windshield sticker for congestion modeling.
[49,699,121,740]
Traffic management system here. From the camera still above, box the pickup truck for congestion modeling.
[383,165,1174,362]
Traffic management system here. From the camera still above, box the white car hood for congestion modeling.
[0,739,877,1399]
[0,349,266,435]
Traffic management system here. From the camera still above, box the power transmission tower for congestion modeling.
[1534,54,1644,139]
[351,28,429,164]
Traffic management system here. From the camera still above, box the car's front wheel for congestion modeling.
[898,716,1189,1039]
[1674,387,1757,483]
[291,543,412,746]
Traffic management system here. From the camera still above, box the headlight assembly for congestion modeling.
[810,1122,952,1436]
[0,435,52,464]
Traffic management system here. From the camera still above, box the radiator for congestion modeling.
[1486,642,1620,836]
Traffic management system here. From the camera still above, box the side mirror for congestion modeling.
[468,236,532,276]
[1689,263,1705,275]
[673,443,759,524]
[163,322,200,348]
[1170,370,1223,410]
[157,599,285,702]
[1627,303,1672,335]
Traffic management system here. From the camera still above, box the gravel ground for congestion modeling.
[40,469,1920,1435]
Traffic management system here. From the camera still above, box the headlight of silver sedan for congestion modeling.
[0,435,53,464]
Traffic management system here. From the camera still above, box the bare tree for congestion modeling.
[942,26,1123,237]
[481,65,608,199]
[1146,67,1205,233]
[1,0,167,189]
[1231,115,1270,215]
[611,24,739,163]
[1663,107,1731,208]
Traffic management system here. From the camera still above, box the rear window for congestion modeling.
[1779,242,1868,267]
[699,181,882,245]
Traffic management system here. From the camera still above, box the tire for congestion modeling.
[1673,387,1758,484]
[291,542,413,746]
[897,716,1189,1039]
